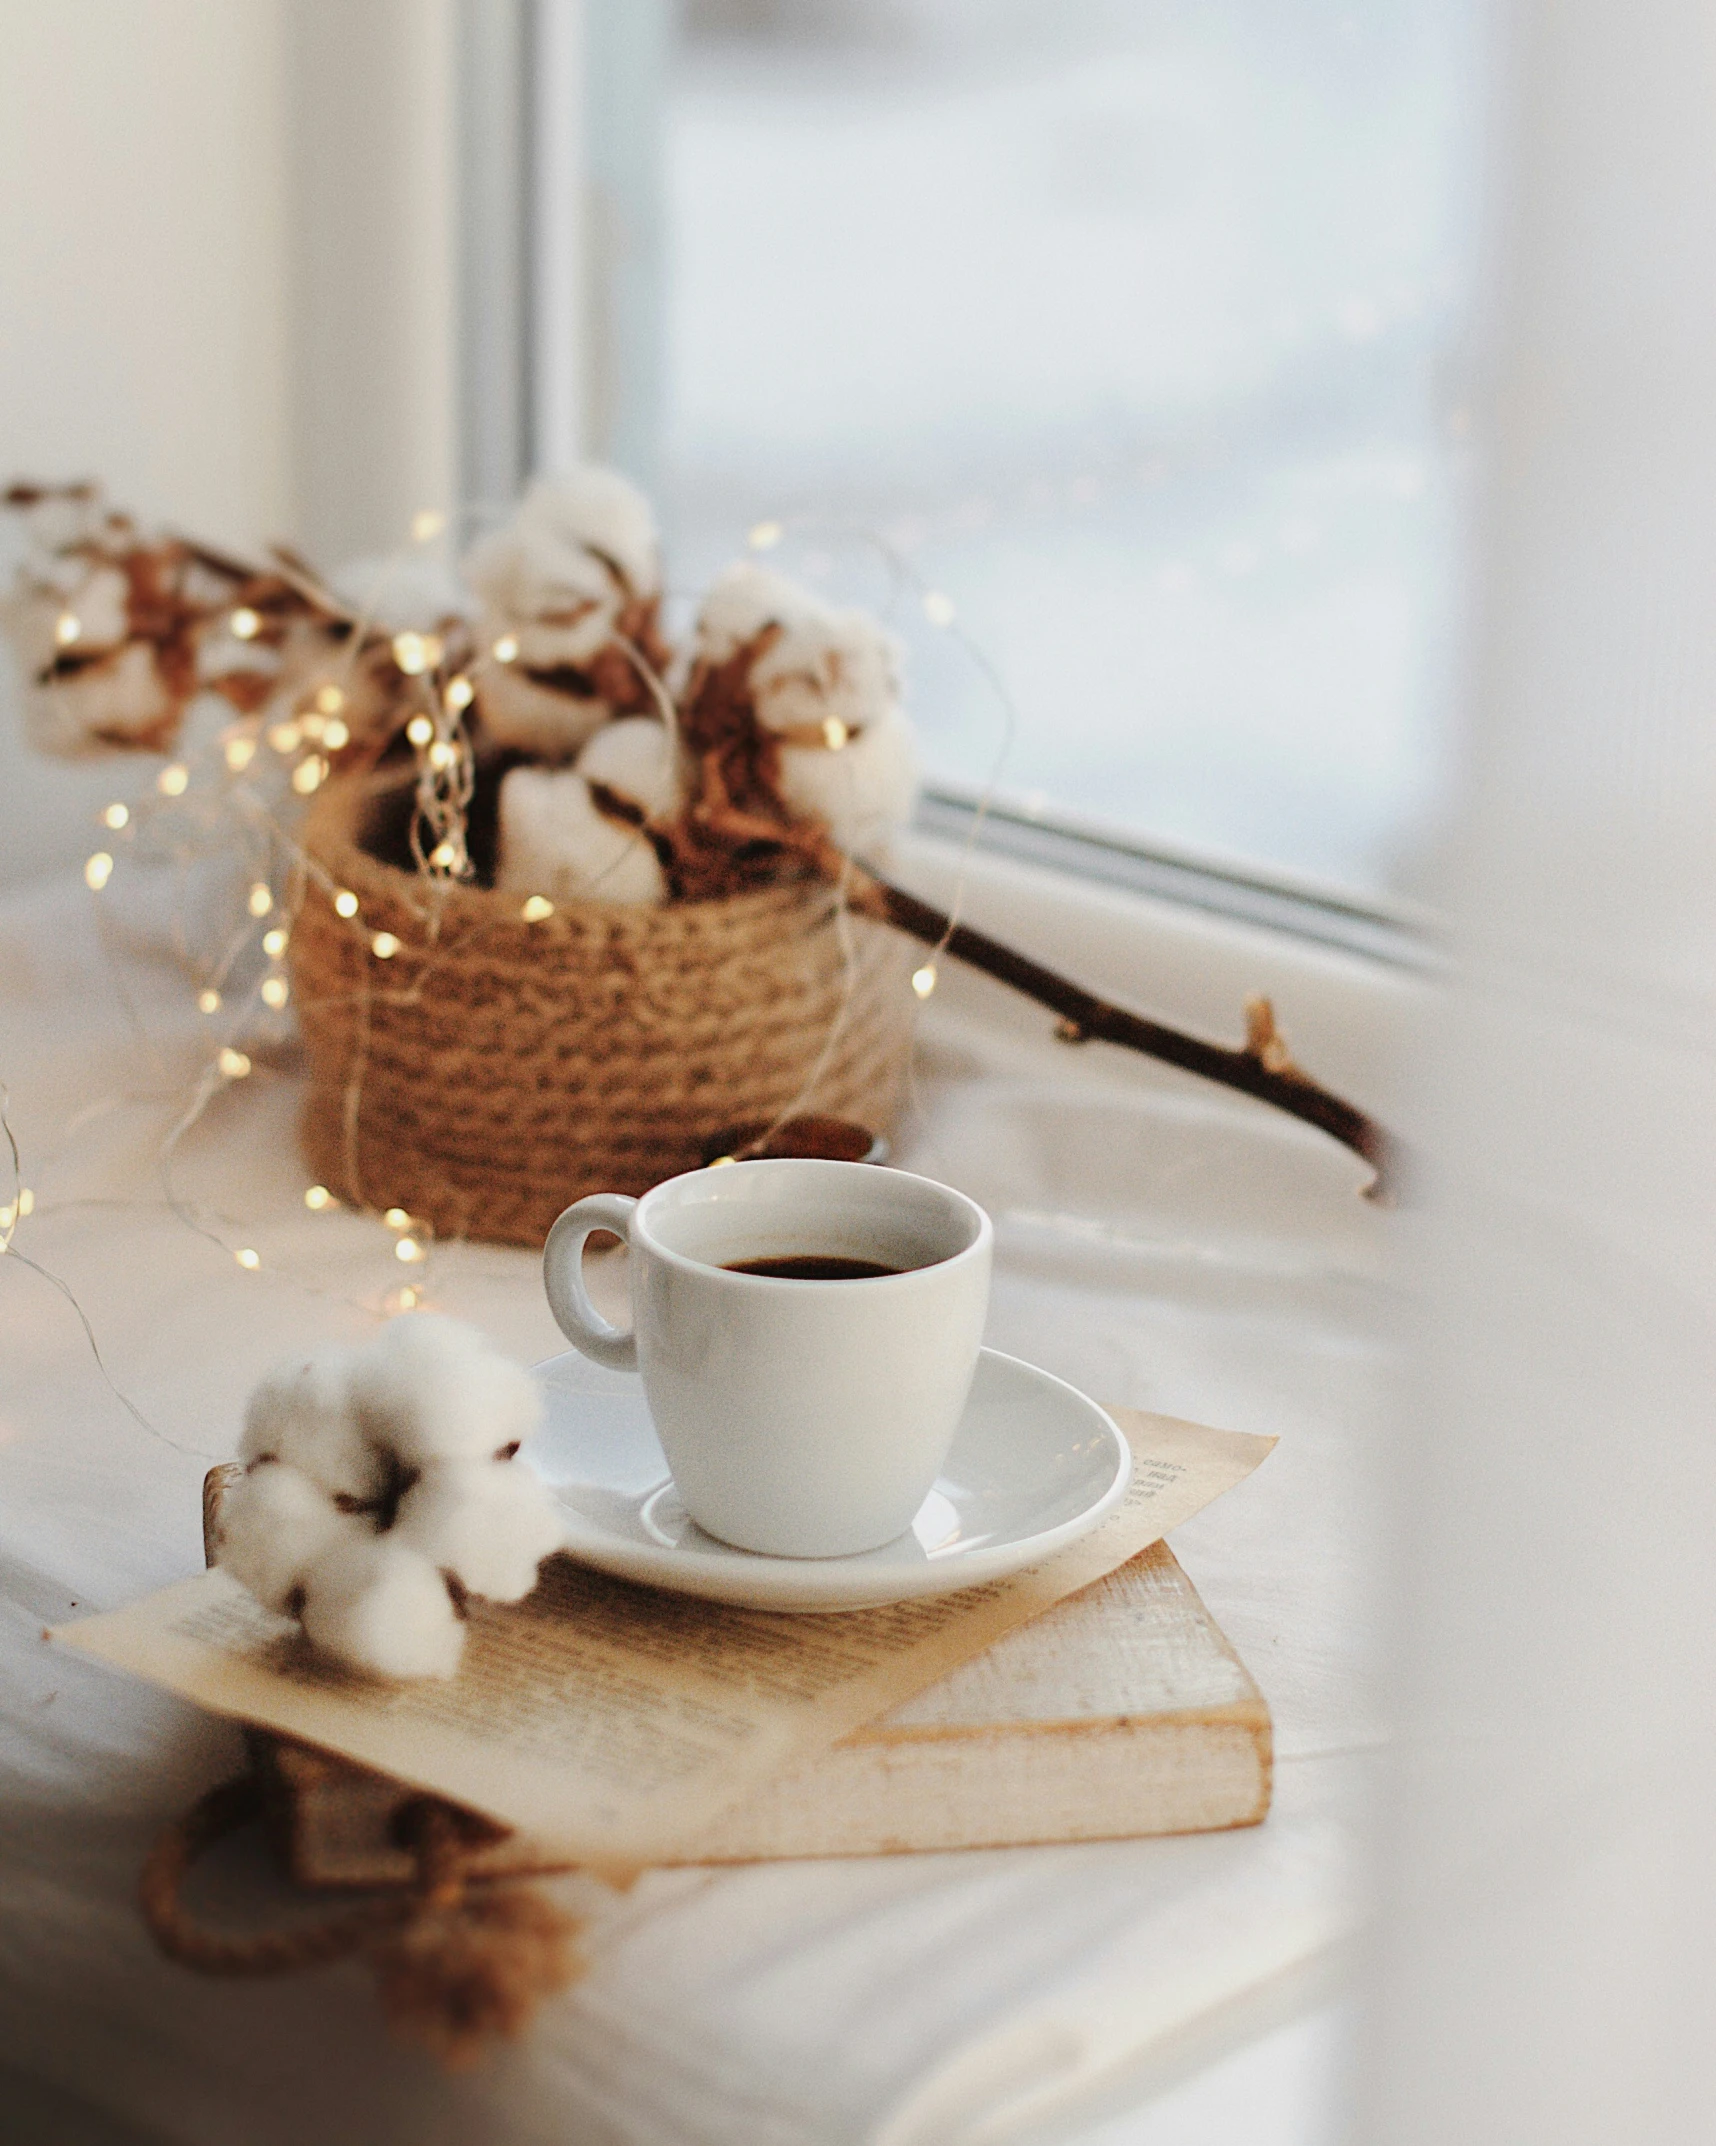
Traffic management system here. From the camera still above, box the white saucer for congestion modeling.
[529,1347,1131,1612]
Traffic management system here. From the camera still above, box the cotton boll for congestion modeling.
[331,555,469,635]
[351,1313,543,1468]
[21,642,176,759]
[240,1342,383,1505]
[465,468,663,755]
[63,563,131,650]
[396,1458,564,1604]
[515,468,660,599]
[472,663,609,762]
[299,1535,465,1680]
[465,467,659,677]
[691,562,803,661]
[776,701,919,862]
[216,1460,366,1615]
[466,530,617,671]
[575,716,681,820]
[751,613,899,745]
[685,564,914,857]
[0,565,132,677]
[0,583,73,677]
[465,469,660,703]
[690,564,902,738]
[496,765,667,906]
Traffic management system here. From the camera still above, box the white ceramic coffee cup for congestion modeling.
[543,1157,993,1558]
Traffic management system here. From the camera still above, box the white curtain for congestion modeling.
[1355,2,1716,2137]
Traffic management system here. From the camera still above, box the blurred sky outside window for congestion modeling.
[656,0,1482,904]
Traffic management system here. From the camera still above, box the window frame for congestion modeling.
[463,0,1435,972]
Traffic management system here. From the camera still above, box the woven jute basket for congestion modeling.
[288,773,918,1247]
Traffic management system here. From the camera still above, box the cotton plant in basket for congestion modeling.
[214,1315,564,1679]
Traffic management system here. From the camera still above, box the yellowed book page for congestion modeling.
[51,1410,1271,1867]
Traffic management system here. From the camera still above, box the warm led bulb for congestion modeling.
[218,1048,252,1079]
[371,931,400,960]
[393,1284,422,1311]
[392,631,441,676]
[303,1184,334,1210]
[262,927,287,958]
[922,591,957,628]
[427,740,457,771]
[102,801,129,830]
[157,764,189,797]
[429,842,458,871]
[247,882,273,917]
[84,851,114,890]
[394,1235,426,1264]
[291,756,326,795]
[491,634,519,664]
[261,975,289,1010]
[405,714,434,748]
[911,964,938,999]
[268,721,302,755]
[410,508,446,543]
[384,1207,411,1230]
[229,606,262,641]
[197,988,221,1014]
[821,716,850,750]
[446,674,474,711]
[224,734,256,772]
[333,889,359,919]
[321,717,350,750]
[520,894,554,922]
[234,1246,261,1270]
[55,611,81,646]
[315,684,345,715]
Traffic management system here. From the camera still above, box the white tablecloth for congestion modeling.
[0,867,1395,2145]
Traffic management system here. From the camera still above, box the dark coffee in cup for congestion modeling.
[722,1254,903,1281]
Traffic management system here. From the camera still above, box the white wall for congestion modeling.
[0,0,462,887]
[288,0,459,570]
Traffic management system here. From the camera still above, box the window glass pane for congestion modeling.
[661,0,1480,901]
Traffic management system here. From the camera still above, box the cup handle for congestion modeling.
[543,1194,640,1371]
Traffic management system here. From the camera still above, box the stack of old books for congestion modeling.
[259,1537,1270,1888]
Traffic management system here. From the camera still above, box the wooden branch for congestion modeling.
[849,870,1403,1203]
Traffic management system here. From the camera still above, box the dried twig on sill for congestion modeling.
[849,869,1403,1203]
